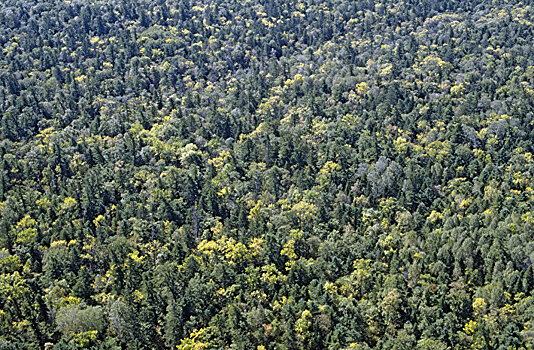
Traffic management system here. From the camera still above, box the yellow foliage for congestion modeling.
[450,83,465,96]
[281,229,304,263]
[324,281,338,294]
[427,210,443,223]
[36,197,51,210]
[459,198,472,210]
[319,161,341,178]
[394,136,411,154]
[197,236,262,265]
[210,221,223,237]
[294,309,312,337]
[521,212,534,224]
[74,75,87,82]
[260,264,287,284]
[291,201,318,221]
[50,240,67,248]
[177,328,211,350]
[420,55,451,70]
[70,330,98,347]
[217,186,231,197]
[355,82,369,95]
[473,298,487,315]
[248,200,263,221]
[93,215,105,227]
[14,215,38,245]
[132,289,144,303]
[127,250,145,264]
[425,141,451,161]
[463,320,477,335]
[208,150,231,169]
[62,197,77,210]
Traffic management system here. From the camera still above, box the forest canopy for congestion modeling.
[0,0,533,349]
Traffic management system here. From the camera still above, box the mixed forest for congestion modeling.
[0,0,533,349]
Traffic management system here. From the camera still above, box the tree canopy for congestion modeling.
[0,0,533,349]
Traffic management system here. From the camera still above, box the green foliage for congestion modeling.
[0,0,533,348]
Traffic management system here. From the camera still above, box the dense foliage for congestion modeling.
[1,0,533,348]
